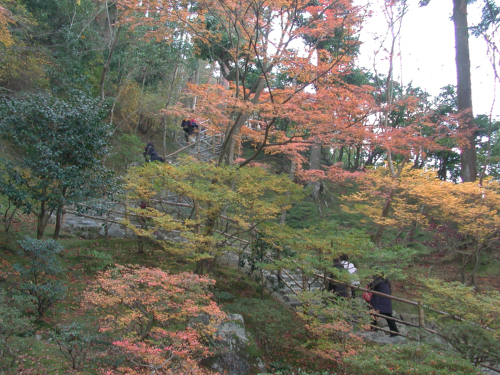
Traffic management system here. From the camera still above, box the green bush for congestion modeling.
[83,249,114,272]
[285,201,320,229]
[224,298,305,358]
[51,322,97,370]
[13,237,67,318]
[423,320,500,369]
[343,343,480,375]
[0,289,35,372]
[213,290,236,303]
[107,133,144,174]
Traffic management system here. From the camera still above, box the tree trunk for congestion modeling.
[191,61,199,110]
[372,189,395,247]
[36,209,50,239]
[372,157,408,246]
[3,202,17,232]
[307,142,322,200]
[135,67,148,134]
[53,206,63,240]
[99,26,122,103]
[453,0,477,182]
[354,146,361,170]
[337,147,344,163]
[280,161,296,225]
[162,64,179,157]
[218,76,267,166]
[53,187,67,240]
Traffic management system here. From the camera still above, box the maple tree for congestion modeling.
[421,278,500,368]
[410,177,500,287]
[294,292,375,368]
[83,265,226,374]
[343,165,500,286]
[117,0,381,168]
[122,160,304,272]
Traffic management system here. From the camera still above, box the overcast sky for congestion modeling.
[355,0,499,120]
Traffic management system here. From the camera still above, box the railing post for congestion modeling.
[197,131,201,160]
[418,301,425,328]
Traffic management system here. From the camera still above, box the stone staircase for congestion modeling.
[165,128,224,165]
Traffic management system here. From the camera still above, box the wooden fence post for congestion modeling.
[197,131,201,160]
[418,301,425,328]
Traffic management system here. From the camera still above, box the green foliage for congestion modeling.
[123,161,305,268]
[240,231,295,298]
[359,245,417,281]
[421,278,500,367]
[0,92,114,238]
[476,114,500,180]
[107,133,144,175]
[294,291,371,364]
[343,343,480,374]
[425,320,500,368]
[21,0,106,93]
[260,222,377,288]
[224,298,306,359]
[82,249,114,273]
[286,201,320,229]
[261,370,331,375]
[51,322,97,370]
[213,290,236,303]
[0,289,35,372]
[13,237,66,317]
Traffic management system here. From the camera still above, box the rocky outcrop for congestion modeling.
[194,313,266,375]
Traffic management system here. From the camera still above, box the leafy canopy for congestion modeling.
[0,92,113,237]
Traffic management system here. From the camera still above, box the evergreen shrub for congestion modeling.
[13,237,67,318]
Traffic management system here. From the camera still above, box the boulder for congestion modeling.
[197,313,266,375]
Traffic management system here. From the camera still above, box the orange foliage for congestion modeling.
[84,265,226,374]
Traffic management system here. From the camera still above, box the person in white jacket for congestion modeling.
[340,254,360,297]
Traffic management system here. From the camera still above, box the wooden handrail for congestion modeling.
[164,130,223,161]
[70,203,496,336]
[314,271,419,305]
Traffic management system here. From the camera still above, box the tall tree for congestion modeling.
[420,0,478,181]
[453,0,477,182]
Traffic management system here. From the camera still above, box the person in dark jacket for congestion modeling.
[368,273,400,336]
[181,119,190,141]
[327,258,347,298]
[181,118,199,142]
[143,142,155,162]
[149,150,164,163]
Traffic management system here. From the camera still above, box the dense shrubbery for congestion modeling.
[0,289,35,372]
[13,237,66,318]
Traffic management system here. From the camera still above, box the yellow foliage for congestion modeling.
[0,5,14,47]
[0,49,49,91]
[123,161,305,262]
[344,166,500,245]
[422,278,500,333]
